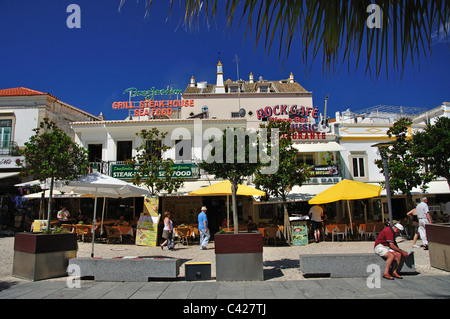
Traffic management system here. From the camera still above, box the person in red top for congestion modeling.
[374,223,409,280]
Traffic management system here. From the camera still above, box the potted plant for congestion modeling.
[214,230,263,281]
[13,228,77,281]
[13,119,88,280]
[199,128,265,281]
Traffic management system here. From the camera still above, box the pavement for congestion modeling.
[1,235,449,312]
[1,274,449,300]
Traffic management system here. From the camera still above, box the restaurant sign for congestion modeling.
[257,104,332,140]
[112,86,193,116]
[111,163,199,180]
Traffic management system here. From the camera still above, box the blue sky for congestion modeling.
[1,0,449,121]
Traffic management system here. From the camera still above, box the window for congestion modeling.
[0,120,12,154]
[259,85,269,93]
[349,152,368,180]
[88,144,102,162]
[146,140,162,159]
[175,139,192,161]
[116,141,132,162]
[229,86,239,93]
[296,153,314,166]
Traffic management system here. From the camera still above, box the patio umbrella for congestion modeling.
[188,180,265,229]
[56,172,149,257]
[308,179,382,233]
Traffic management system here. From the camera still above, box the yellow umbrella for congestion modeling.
[189,180,265,229]
[189,180,266,196]
[308,179,382,232]
[308,179,381,204]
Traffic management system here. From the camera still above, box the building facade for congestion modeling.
[0,87,100,191]
[69,62,450,230]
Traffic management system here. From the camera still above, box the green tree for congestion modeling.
[412,117,450,189]
[375,117,433,212]
[254,120,311,243]
[18,118,90,229]
[199,127,261,234]
[129,128,184,196]
[119,0,449,77]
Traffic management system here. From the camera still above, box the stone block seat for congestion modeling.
[299,253,415,278]
[69,256,180,282]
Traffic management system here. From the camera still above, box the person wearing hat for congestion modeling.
[198,206,210,250]
[374,223,409,280]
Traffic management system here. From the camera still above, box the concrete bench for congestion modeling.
[68,257,180,282]
[299,253,415,278]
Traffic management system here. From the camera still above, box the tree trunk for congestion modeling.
[231,180,239,234]
[281,194,291,244]
[46,176,54,231]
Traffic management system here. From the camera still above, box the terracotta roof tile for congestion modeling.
[0,87,53,97]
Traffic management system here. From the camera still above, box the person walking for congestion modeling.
[407,205,420,248]
[198,206,210,250]
[309,204,324,243]
[160,211,174,250]
[416,197,432,250]
[374,223,409,280]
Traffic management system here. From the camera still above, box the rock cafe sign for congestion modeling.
[256,105,330,140]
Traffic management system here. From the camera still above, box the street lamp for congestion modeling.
[372,141,394,226]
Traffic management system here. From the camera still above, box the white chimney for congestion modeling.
[289,72,294,83]
[249,72,254,83]
[215,61,225,93]
[190,76,195,87]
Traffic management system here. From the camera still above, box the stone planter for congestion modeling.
[13,232,77,281]
[426,223,450,272]
[214,231,263,281]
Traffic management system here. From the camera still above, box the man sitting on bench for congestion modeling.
[374,223,409,280]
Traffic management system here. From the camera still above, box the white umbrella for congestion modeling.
[56,172,149,257]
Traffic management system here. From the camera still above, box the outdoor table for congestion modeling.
[324,224,336,236]
[113,226,134,237]
[259,227,282,238]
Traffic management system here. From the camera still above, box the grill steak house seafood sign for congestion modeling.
[112,86,193,117]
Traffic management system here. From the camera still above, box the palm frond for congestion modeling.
[119,0,450,78]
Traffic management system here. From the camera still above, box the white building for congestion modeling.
[0,87,100,193]
[333,103,450,222]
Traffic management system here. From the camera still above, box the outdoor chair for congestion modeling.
[61,224,74,233]
[264,227,279,246]
[76,225,92,242]
[176,227,191,246]
[363,223,376,240]
[105,226,121,244]
[374,222,385,239]
[332,224,348,242]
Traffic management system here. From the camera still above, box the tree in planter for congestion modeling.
[412,117,450,190]
[129,128,184,196]
[254,120,312,243]
[199,127,263,234]
[375,117,433,212]
[18,118,90,230]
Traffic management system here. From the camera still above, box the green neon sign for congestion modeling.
[123,86,183,101]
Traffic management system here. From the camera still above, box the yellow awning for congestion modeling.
[189,180,265,196]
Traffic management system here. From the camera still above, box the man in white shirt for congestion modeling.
[416,197,432,250]
[309,205,324,243]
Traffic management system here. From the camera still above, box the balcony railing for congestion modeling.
[0,141,20,156]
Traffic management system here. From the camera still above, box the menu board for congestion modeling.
[32,220,48,232]
[135,215,160,246]
[136,196,160,246]
[291,221,308,246]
